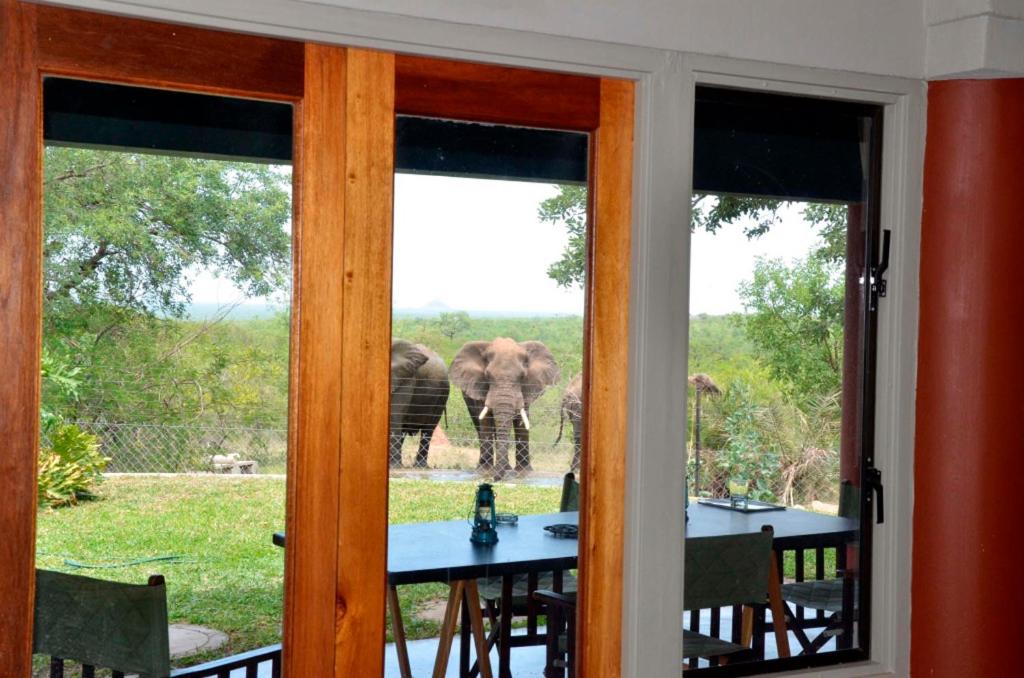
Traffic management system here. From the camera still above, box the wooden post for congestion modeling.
[284,43,347,677]
[577,77,635,678]
[334,47,395,677]
[0,2,41,675]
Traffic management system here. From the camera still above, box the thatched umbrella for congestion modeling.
[688,373,721,495]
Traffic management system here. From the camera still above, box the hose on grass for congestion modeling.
[62,554,189,569]
[37,550,189,569]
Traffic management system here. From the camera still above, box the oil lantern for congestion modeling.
[470,483,499,545]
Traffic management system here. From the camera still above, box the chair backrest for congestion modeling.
[33,569,171,678]
[838,480,860,520]
[684,529,773,610]
[560,472,580,512]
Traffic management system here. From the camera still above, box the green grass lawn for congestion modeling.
[35,475,560,667]
[37,476,842,668]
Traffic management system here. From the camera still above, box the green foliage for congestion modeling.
[691,382,841,505]
[45,312,291,431]
[537,185,588,289]
[435,311,471,340]
[715,382,782,501]
[42,147,293,442]
[690,194,787,238]
[802,203,848,263]
[40,348,81,431]
[539,186,787,289]
[737,252,845,401]
[44,148,291,326]
[38,424,109,508]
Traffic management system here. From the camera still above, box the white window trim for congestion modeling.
[48,3,923,676]
[628,54,922,677]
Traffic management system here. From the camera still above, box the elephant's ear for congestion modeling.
[520,341,560,405]
[450,341,491,402]
[392,339,429,377]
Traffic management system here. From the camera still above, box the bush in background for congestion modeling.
[38,423,109,508]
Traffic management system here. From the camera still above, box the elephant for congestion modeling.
[390,339,449,468]
[555,373,583,473]
[450,338,560,478]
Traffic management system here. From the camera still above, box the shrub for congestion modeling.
[38,423,109,508]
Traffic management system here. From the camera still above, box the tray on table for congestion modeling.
[697,498,786,513]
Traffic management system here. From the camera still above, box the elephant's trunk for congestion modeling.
[486,384,521,478]
[493,411,514,478]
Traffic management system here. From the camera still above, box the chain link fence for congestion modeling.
[55,421,289,474]
[52,376,582,476]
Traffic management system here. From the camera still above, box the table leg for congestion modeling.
[767,556,792,658]
[464,580,493,678]
[433,580,466,678]
[387,585,413,678]
[499,575,513,678]
[461,593,471,676]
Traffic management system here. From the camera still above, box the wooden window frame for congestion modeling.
[0,2,634,675]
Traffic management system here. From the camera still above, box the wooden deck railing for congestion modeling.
[45,643,282,678]
[170,644,281,678]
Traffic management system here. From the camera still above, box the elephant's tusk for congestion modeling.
[520,409,531,430]
[479,406,489,421]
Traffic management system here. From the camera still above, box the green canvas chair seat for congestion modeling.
[477,571,577,601]
[780,481,860,653]
[682,629,749,659]
[33,569,171,678]
[781,578,859,614]
[779,481,859,616]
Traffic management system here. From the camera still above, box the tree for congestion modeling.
[538,186,789,289]
[44,147,291,331]
[436,311,470,340]
[42,147,293,426]
[737,251,845,400]
[538,184,852,289]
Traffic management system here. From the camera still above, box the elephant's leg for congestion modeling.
[571,422,582,474]
[414,429,432,468]
[389,431,404,468]
[478,414,496,470]
[512,415,531,473]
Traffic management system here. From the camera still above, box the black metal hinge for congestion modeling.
[866,467,884,524]
[868,229,892,312]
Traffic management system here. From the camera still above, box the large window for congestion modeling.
[385,117,592,676]
[36,77,294,675]
[682,87,883,674]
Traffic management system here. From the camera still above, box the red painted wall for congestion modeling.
[913,79,1024,676]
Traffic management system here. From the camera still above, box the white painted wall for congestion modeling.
[47,0,1024,79]
[52,0,929,79]
[926,0,1024,77]
[295,0,927,78]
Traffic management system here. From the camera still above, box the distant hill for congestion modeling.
[393,306,580,318]
[186,302,284,320]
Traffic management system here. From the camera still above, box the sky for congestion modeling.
[189,175,824,316]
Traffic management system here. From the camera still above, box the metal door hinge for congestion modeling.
[869,229,891,312]
[866,467,884,524]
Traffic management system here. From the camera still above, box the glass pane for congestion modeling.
[36,80,292,675]
[385,117,589,676]
[684,87,879,673]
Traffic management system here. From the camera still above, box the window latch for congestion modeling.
[866,467,884,524]
[869,229,891,312]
